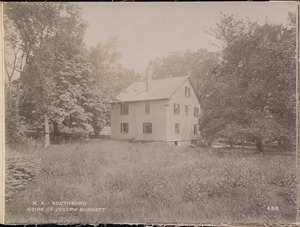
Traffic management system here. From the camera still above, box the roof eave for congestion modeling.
[110,97,171,104]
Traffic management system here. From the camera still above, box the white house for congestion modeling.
[110,71,201,146]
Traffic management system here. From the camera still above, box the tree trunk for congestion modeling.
[7,78,12,110]
[256,139,264,153]
[44,114,50,148]
[278,138,282,147]
[207,140,212,147]
[14,81,22,115]
[53,121,60,144]
[94,126,100,136]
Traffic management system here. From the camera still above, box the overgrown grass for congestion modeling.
[5,140,297,224]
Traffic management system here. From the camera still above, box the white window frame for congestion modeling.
[185,105,188,116]
[174,103,180,115]
[121,103,129,115]
[143,122,152,134]
[175,123,180,134]
[194,124,198,135]
[185,86,190,98]
[194,107,199,118]
[121,123,129,134]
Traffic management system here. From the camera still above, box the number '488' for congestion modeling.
[267,206,279,211]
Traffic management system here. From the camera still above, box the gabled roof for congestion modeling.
[113,76,189,102]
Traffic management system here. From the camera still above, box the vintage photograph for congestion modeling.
[3,2,299,225]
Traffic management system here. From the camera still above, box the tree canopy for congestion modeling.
[4,3,140,145]
[148,13,296,152]
[88,38,140,135]
[4,3,296,151]
[200,14,296,151]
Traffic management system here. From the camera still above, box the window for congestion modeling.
[174,103,180,115]
[185,105,188,116]
[145,102,150,115]
[143,123,152,134]
[120,123,129,134]
[194,107,199,118]
[121,103,129,115]
[175,123,180,134]
[185,87,190,98]
[194,124,198,135]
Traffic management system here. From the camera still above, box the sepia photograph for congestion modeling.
[2,2,299,225]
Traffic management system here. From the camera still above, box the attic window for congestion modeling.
[121,103,129,115]
[185,87,190,98]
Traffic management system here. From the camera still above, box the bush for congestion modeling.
[5,112,27,147]
[50,132,88,144]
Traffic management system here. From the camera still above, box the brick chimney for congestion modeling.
[146,67,152,92]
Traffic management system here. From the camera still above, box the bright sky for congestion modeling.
[79,2,296,73]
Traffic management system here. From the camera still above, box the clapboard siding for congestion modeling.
[111,99,168,141]
[166,79,200,142]
[111,76,201,145]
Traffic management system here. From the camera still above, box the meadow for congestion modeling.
[5,139,297,224]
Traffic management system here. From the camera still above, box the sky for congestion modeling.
[79,2,296,73]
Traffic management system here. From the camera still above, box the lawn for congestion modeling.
[5,139,297,224]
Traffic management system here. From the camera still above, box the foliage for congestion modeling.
[200,14,296,150]
[47,49,94,131]
[5,3,141,143]
[4,3,95,143]
[88,38,141,135]
[149,49,220,101]
[4,3,84,112]
[5,109,26,146]
[148,13,295,152]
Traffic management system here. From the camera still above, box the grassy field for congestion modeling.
[5,139,297,224]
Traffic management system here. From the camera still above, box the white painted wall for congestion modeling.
[111,99,168,141]
[111,79,201,144]
[166,80,200,143]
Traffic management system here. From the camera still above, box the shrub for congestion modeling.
[5,112,26,147]
[50,131,88,144]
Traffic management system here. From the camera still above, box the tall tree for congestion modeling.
[88,39,140,135]
[201,14,296,152]
[4,3,92,146]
